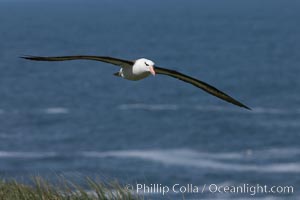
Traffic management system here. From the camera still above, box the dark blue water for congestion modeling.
[0,0,300,199]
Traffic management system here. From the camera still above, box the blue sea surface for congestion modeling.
[0,0,299,199]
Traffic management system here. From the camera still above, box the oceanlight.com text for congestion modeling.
[126,183,294,196]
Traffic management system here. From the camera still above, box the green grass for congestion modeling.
[0,177,140,200]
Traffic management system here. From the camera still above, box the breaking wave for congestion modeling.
[81,148,300,173]
[1,148,299,173]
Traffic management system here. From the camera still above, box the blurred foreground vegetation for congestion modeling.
[0,177,139,200]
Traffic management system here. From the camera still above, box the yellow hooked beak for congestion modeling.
[150,66,156,76]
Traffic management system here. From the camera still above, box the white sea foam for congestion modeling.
[44,107,69,114]
[0,151,57,158]
[196,105,300,115]
[118,103,178,111]
[118,103,299,115]
[81,148,300,173]
[251,107,293,115]
[262,147,300,157]
[1,148,299,174]
[256,119,300,128]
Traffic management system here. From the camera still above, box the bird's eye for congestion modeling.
[144,62,149,66]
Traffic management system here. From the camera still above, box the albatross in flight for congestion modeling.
[22,55,250,110]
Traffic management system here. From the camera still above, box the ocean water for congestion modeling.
[0,0,300,199]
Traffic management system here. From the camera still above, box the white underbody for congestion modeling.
[120,67,151,81]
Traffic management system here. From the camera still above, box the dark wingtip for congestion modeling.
[231,98,251,110]
[241,104,251,110]
[21,55,51,61]
[20,55,36,60]
[235,101,251,110]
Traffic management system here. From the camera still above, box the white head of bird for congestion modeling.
[119,58,156,81]
[134,58,155,76]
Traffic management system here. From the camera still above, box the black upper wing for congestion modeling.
[155,66,250,110]
[21,55,134,68]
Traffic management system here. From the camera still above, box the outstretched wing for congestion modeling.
[21,55,134,68]
[155,66,250,110]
